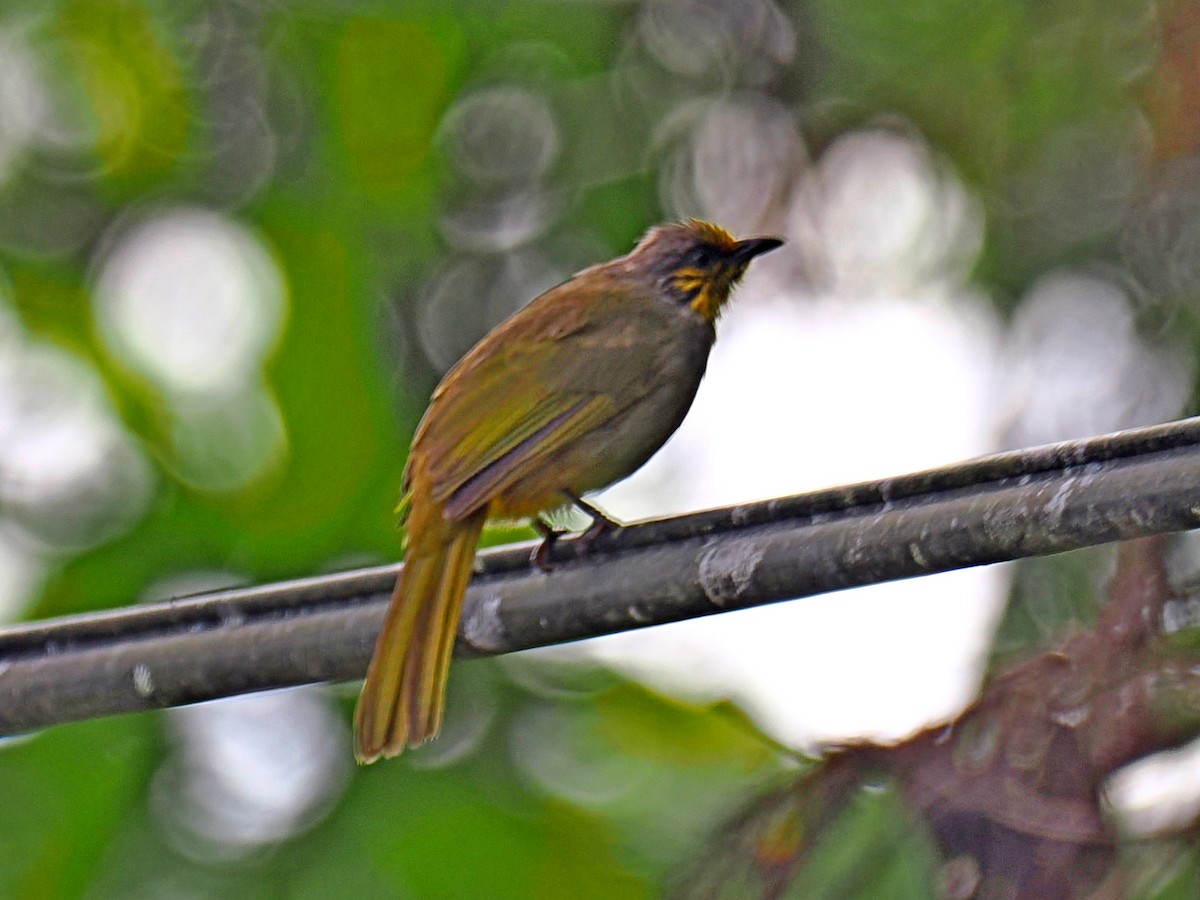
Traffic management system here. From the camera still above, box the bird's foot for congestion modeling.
[531,517,563,573]
[571,495,622,550]
[530,495,624,573]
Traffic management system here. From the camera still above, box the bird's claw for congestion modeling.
[577,505,618,549]
[531,518,563,574]
[529,497,624,573]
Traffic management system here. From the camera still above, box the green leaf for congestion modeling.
[0,717,156,899]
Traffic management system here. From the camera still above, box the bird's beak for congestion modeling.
[730,236,785,265]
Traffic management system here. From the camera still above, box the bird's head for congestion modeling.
[629,220,784,322]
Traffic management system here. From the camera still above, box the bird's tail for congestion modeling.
[354,502,485,763]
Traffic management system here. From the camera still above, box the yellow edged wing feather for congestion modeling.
[440,394,616,521]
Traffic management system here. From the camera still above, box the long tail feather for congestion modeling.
[354,504,485,763]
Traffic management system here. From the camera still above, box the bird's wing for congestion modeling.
[435,392,617,521]
[402,287,661,522]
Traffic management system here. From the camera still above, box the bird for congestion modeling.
[354,219,783,763]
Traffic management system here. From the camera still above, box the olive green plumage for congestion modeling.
[354,220,783,763]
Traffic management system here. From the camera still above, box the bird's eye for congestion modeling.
[688,246,717,269]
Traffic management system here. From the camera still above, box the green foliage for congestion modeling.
[989,546,1112,667]
[334,17,464,194]
[0,719,156,899]
[57,0,191,188]
[788,785,939,900]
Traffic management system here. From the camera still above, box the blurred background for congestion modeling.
[1,0,1199,895]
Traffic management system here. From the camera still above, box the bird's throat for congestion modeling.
[689,283,727,322]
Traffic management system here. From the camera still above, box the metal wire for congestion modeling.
[4,417,1200,734]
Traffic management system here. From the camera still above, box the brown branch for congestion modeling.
[683,537,1200,899]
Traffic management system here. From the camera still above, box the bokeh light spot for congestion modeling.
[789,129,983,297]
[1001,271,1193,446]
[0,25,48,184]
[0,337,152,550]
[154,687,350,861]
[94,207,285,396]
[439,85,560,187]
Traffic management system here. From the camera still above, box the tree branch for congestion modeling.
[680,537,1200,897]
[5,417,1200,734]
